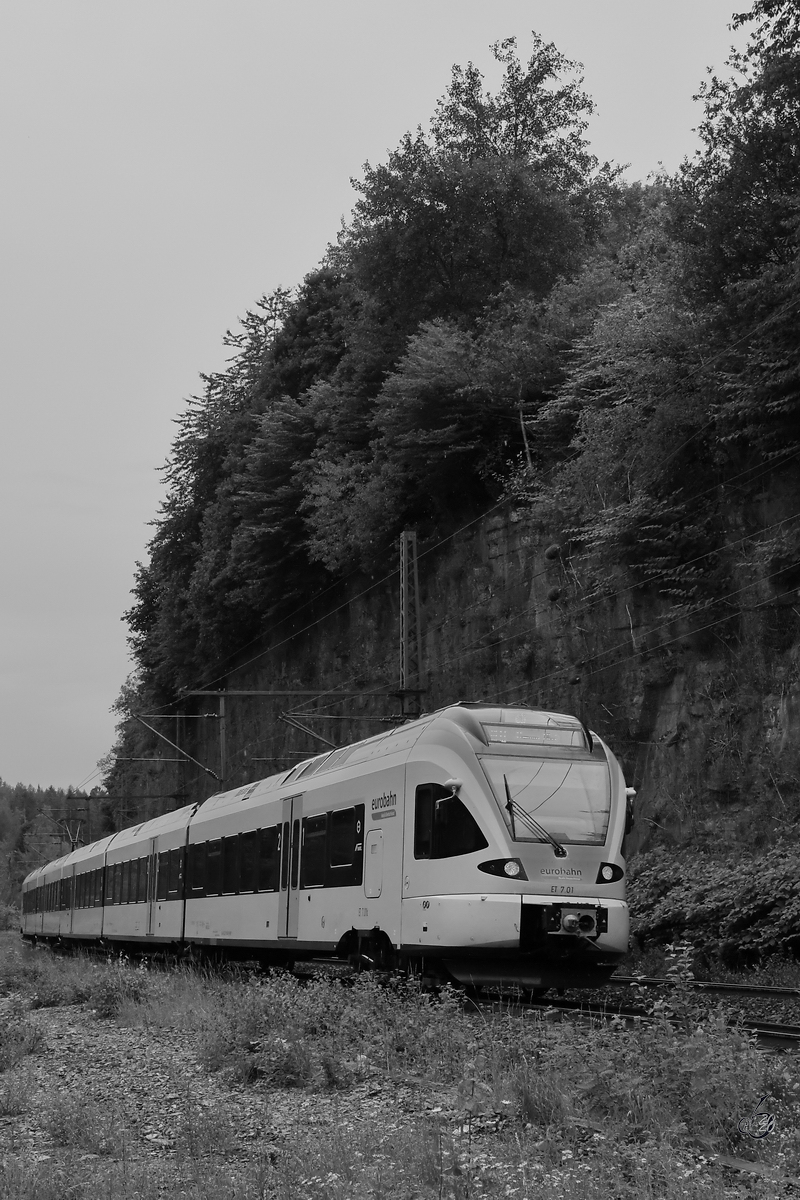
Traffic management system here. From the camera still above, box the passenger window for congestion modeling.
[280,822,290,891]
[206,840,223,896]
[156,854,169,901]
[290,819,300,889]
[329,808,355,867]
[222,835,240,894]
[187,842,206,895]
[414,784,488,859]
[168,847,184,899]
[301,815,327,888]
[240,831,257,893]
[257,827,279,892]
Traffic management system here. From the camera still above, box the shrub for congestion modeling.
[0,904,19,932]
[87,957,154,1018]
[627,843,800,965]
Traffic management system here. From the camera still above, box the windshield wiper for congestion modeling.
[504,775,567,857]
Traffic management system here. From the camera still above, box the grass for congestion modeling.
[1,933,799,1198]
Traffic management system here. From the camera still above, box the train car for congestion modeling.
[20,704,633,989]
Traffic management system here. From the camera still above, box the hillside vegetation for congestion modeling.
[122,4,799,699]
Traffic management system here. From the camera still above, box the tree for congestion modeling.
[341,36,613,335]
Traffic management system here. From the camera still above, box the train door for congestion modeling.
[146,838,158,937]
[364,829,384,898]
[278,795,303,939]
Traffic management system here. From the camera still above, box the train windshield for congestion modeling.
[480,756,611,845]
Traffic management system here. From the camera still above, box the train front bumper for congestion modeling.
[402,892,628,989]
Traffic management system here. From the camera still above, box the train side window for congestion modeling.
[414,784,488,859]
[300,815,327,888]
[156,853,169,901]
[121,860,130,905]
[113,862,123,905]
[257,827,279,892]
[290,819,300,889]
[329,808,355,867]
[187,843,206,896]
[280,822,290,891]
[240,830,257,893]
[168,847,184,899]
[324,804,364,888]
[222,835,240,895]
[206,840,223,897]
[105,868,114,905]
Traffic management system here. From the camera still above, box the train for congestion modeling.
[21,703,633,990]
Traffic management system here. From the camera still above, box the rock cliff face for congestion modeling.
[124,499,800,856]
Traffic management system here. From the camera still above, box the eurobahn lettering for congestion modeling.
[371,791,397,819]
[371,791,396,812]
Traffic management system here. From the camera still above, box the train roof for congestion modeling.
[106,803,197,859]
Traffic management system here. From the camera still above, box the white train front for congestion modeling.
[21,704,632,990]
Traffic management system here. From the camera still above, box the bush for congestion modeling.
[0,904,19,932]
[628,843,800,965]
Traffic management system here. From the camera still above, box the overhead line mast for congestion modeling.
[399,529,424,720]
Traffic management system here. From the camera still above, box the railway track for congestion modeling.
[495,993,800,1051]
[610,973,800,999]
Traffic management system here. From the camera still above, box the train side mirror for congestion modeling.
[625,787,636,835]
[436,779,463,808]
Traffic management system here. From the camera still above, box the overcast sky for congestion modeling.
[0,1,748,789]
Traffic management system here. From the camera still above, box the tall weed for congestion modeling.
[0,1016,43,1072]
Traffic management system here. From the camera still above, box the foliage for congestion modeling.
[628,843,800,964]
[122,33,628,696]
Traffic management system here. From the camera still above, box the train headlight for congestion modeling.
[562,913,580,933]
[478,858,528,880]
[596,862,624,884]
